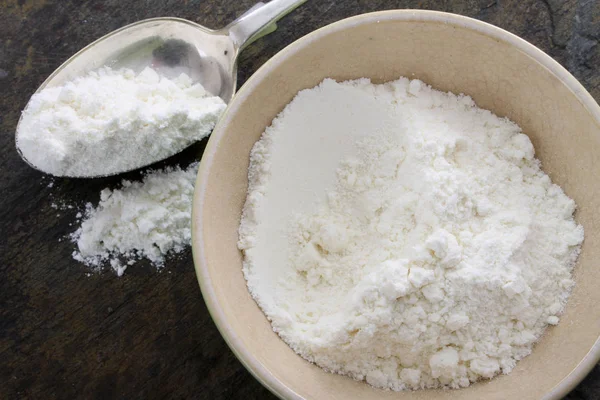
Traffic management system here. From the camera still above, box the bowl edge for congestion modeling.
[192,9,600,400]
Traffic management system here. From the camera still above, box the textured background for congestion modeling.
[1,0,599,399]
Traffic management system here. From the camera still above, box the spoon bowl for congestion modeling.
[15,0,305,177]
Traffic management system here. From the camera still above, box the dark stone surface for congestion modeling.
[0,0,599,399]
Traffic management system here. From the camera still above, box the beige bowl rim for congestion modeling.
[192,9,600,400]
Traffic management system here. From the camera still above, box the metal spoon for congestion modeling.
[15,0,305,177]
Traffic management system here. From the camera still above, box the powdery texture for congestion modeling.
[238,78,584,390]
[17,67,226,177]
[72,162,198,276]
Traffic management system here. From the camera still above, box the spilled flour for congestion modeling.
[238,78,583,390]
[72,162,199,276]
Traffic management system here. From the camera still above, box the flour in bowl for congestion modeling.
[238,78,583,390]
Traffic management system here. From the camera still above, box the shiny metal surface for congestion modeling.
[15,0,306,177]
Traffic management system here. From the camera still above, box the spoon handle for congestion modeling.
[226,0,307,49]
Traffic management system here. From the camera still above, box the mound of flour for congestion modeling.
[72,162,198,276]
[17,67,226,177]
[238,78,584,390]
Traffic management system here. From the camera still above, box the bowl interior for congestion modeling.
[193,11,600,400]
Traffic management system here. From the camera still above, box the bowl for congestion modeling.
[192,10,600,400]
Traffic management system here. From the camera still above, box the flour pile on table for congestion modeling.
[71,162,198,276]
[17,66,225,177]
[238,78,584,390]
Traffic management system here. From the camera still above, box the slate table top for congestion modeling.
[1,0,600,399]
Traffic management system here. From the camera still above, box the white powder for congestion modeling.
[238,78,584,390]
[17,67,226,177]
[72,162,198,276]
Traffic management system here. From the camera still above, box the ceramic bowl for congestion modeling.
[192,10,600,400]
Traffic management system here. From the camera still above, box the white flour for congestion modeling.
[238,78,584,390]
[17,67,226,177]
[72,162,198,276]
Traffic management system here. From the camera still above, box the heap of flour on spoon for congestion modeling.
[17,66,225,177]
